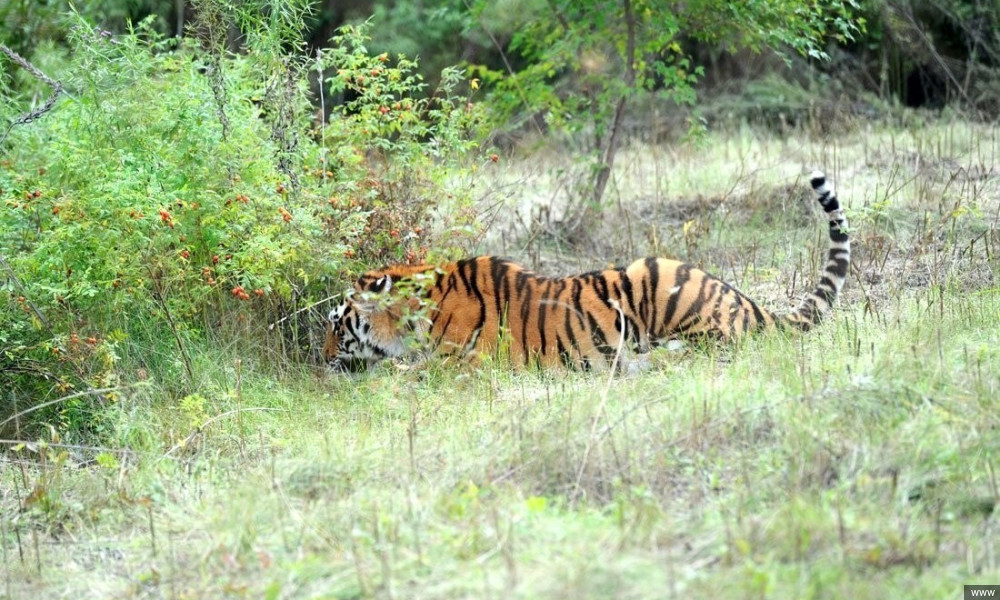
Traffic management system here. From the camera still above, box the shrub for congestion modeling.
[0,6,486,440]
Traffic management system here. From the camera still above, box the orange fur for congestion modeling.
[325,172,849,372]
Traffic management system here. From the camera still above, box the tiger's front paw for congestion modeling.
[621,354,654,377]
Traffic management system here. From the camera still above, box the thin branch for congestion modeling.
[0,439,139,457]
[0,254,52,333]
[893,2,974,107]
[0,44,64,146]
[162,407,287,457]
[268,292,342,330]
[146,265,195,388]
[461,0,545,138]
[0,387,128,430]
[571,299,628,503]
[543,0,572,33]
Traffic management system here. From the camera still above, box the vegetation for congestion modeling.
[471,0,861,239]
[1,4,485,432]
[2,0,999,598]
[4,119,999,598]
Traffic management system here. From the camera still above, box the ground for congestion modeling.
[3,116,999,599]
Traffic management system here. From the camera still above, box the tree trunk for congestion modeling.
[579,0,636,239]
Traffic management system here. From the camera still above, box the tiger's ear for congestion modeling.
[355,274,392,314]
[371,275,392,294]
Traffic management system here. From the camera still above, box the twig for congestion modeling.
[461,0,545,138]
[0,438,139,456]
[571,299,628,502]
[1,486,10,597]
[317,48,328,185]
[268,292,342,330]
[235,358,245,458]
[162,407,286,457]
[894,2,974,107]
[0,254,52,333]
[146,265,195,388]
[589,0,637,211]
[0,44,64,146]
[0,387,128,430]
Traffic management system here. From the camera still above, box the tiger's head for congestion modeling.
[324,272,427,373]
[324,274,392,372]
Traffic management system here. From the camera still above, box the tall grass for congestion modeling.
[3,117,999,598]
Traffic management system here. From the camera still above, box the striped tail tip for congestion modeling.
[782,170,851,332]
[809,170,827,190]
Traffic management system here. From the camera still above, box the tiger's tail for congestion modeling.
[781,171,851,331]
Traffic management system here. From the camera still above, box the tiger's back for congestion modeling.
[324,172,849,371]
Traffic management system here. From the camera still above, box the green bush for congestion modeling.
[1,7,486,440]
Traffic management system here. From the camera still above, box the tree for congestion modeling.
[474,0,863,241]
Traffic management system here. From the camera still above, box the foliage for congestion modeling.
[320,23,488,265]
[0,0,176,61]
[471,0,863,241]
[1,4,485,439]
[365,0,480,79]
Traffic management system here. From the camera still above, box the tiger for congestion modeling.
[324,171,849,373]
